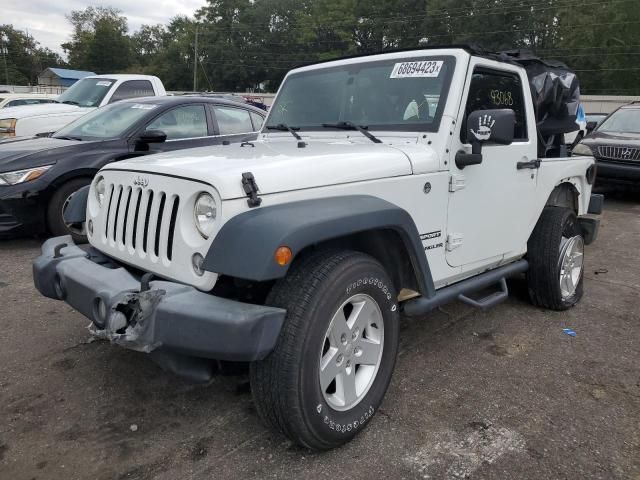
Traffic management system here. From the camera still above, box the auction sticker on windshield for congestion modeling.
[390,61,443,78]
[131,104,158,110]
[96,81,113,87]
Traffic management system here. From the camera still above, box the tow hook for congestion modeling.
[140,272,154,292]
[53,243,68,258]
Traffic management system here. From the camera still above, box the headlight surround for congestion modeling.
[95,176,106,206]
[572,143,593,156]
[193,192,217,239]
[0,118,16,137]
[0,165,53,186]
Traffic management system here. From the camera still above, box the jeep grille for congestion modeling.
[103,184,180,262]
[88,170,219,291]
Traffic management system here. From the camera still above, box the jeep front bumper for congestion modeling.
[33,236,286,362]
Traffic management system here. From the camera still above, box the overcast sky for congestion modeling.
[5,0,207,56]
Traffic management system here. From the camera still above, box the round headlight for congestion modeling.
[95,177,106,206]
[194,192,217,239]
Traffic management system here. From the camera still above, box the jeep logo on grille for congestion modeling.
[133,176,149,187]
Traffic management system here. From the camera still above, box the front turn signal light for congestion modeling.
[274,246,292,266]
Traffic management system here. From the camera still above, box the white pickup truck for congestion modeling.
[34,47,602,451]
[0,75,166,139]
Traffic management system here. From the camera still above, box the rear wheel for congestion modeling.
[47,178,91,243]
[527,207,585,310]
[250,249,399,450]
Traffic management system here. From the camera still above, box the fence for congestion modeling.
[0,86,635,113]
[580,95,640,114]
[0,84,68,95]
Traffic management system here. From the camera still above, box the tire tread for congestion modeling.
[250,249,383,450]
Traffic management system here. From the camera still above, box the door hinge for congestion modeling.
[446,233,464,251]
[449,174,466,192]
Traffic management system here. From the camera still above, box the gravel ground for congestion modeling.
[0,192,638,480]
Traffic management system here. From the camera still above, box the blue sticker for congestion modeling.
[563,328,577,337]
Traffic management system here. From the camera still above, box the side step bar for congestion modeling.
[402,259,529,317]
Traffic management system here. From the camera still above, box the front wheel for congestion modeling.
[250,250,399,450]
[527,207,585,310]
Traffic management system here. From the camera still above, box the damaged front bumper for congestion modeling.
[33,236,286,362]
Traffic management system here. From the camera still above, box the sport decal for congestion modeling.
[421,230,443,251]
[420,230,441,241]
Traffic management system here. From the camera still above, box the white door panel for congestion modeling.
[446,59,538,268]
[445,143,536,266]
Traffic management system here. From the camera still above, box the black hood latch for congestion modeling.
[241,172,262,208]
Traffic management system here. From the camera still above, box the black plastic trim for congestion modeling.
[204,195,436,297]
[32,236,286,362]
[62,185,90,223]
[588,193,604,215]
[579,216,600,246]
[402,259,529,317]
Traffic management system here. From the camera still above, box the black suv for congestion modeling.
[574,103,640,185]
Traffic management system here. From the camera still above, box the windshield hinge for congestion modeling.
[449,174,466,192]
[446,233,464,252]
[241,172,262,208]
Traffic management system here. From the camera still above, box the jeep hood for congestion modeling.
[105,140,414,199]
[0,103,85,120]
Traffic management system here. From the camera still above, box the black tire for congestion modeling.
[526,206,585,310]
[250,249,400,451]
[47,178,91,243]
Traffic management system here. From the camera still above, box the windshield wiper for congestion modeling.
[54,135,82,141]
[61,100,79,106]
[321,121,382,144]
[266,123,302,141]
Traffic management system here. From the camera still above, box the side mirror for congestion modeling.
[138,129,167,144]
[456,109,516,169]
[586,121,597,134]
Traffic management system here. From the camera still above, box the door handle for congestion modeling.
[516,159,541,170]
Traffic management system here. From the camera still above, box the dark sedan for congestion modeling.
[574,102,640,187]
[0,96,265,240]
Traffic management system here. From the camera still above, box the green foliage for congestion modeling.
[4,0,640,93]
[61,6,131,74]
[0,25,65,85]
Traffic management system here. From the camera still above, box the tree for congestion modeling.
[8,0,640,94]
[0,25,66,85]
[62,6,132,73]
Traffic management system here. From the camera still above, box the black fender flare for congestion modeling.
[62,184,90,224]
[204,195,436,297]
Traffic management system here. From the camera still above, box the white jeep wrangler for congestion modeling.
[34,47,602,450]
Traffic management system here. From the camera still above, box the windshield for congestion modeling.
[597,109,640,134]
[266,56,455,132]
[53,101,158,140]
[57,78,116,108]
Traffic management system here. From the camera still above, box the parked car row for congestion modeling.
[0,74,167,139]
[0,95,265,239]
[0,93,59,109]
